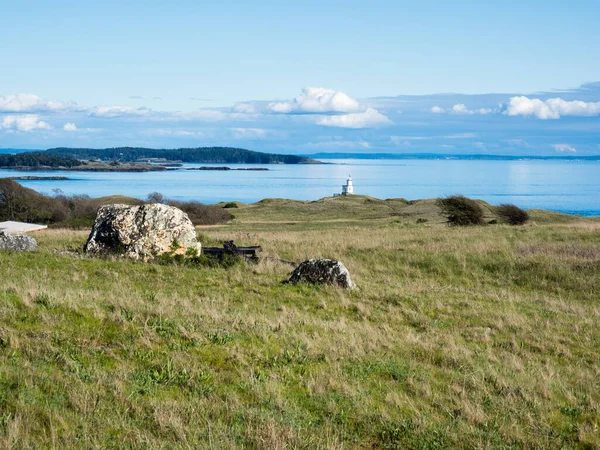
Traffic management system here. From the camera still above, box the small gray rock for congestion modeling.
[288,258,355,289]
[0,231,37,252]
[84,203,201,260]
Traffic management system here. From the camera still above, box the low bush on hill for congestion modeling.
[146,192,233,225]
[436,195,485,226]
[166,199,234,225]
[497,203,529,225]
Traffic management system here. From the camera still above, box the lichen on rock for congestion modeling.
[288,258,355,289]
[0,231,37,252]
[84,203,201,260]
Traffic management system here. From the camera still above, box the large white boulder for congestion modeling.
[84,203,201,260]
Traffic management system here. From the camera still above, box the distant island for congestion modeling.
[0,152,166,172]
[9,176,71,181]
[186,166,269,171]
[47,147,320,164]
[0,147,320,172]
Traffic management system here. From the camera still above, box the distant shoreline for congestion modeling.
[8,176,71,181]
[306,152,600,161]
[2,149,599,161]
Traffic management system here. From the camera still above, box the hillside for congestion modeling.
[0,198,598,448]
[46,147,321,164]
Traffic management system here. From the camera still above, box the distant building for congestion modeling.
[341,175,354,196]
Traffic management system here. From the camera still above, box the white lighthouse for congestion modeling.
[341,175,354,196]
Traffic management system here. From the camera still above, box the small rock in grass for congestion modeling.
[288,258,355,289]
[0,231,37,252]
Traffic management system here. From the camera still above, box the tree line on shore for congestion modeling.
[47,147,318,164]
[0,152,83,168]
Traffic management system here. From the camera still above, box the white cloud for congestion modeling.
[431,104,492,115]
[232,103,256,114]
[306,140,371,149]
[63,122,77,131]
[0,93,80,113]
[316,107,392,129]
[90,106,152,117]
[149,129,205,137]
[452,104,492,115]
[269,87,361,114]
[1,115,52,131]
[390,135,431,141]
[505,96,600,119]
[452,104,469,114]
[172,110,229,122]
[552,143,576,153]
[231,128,267,139]
[445,132,477,139]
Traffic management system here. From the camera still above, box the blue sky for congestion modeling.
[1,0,600,154]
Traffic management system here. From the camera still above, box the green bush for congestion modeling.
[497,203,529,225]
[223,202,238,209]
[436,195,484,226]
[166,199,233,225]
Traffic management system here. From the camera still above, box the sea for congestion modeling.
[1,152,599,216]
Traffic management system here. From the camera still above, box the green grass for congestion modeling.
[0,199,599,448]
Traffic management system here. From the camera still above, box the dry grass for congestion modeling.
[0,205,599,448]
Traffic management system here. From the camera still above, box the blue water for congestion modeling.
[1,159,599,216]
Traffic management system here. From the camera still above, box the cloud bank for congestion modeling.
[1,115,52,131]
[505,96,600,119]
[0,94,80,113]
[2,83,600,154]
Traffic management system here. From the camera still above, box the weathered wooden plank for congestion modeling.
[0,221,48,234]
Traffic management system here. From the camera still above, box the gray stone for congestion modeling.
[84,203,201,260]
[288,258,355,289]
[0,231,37,252]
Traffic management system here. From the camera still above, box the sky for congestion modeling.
[1,0,600,155]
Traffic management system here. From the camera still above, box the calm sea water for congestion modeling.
[1,159,599,216]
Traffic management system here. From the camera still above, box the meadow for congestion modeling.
[0,195,599,448]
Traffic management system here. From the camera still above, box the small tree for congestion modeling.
[146,192,166,204]
[497,203,529,225]
[436,195,484,226]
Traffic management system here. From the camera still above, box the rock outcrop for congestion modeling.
[0,231,37,252]
[84,203,201,260]
[288,259,355,289]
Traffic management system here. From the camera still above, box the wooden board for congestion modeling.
[0,221,48,234]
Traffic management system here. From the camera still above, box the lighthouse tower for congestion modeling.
[342,175,354,196]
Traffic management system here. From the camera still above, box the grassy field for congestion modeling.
[0,196,599,448]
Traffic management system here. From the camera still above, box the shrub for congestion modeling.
[497,203,529,225]
[436,195,484,226]
[223,202,238,209]
[147,192,166,204]
[166,200,233,225]
[0,178,68,224]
